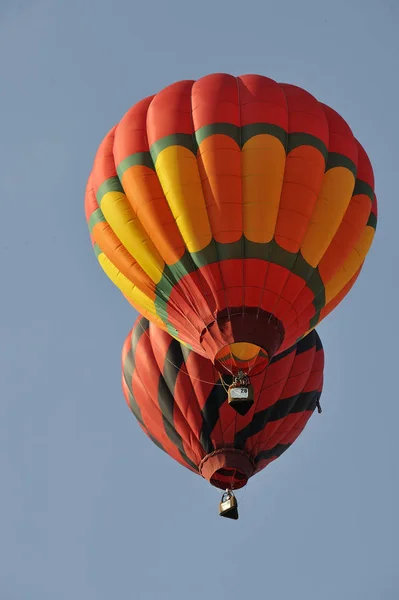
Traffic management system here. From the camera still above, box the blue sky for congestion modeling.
[1,0,398,598]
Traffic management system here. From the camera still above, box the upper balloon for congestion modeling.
[85,73,377,376]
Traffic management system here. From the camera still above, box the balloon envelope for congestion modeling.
[122,316,324,491]
[86,73,377,375]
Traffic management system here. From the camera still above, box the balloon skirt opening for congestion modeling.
[200,308,285,375]
[199,449,255,490]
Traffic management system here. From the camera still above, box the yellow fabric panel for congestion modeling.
[92,220,156,299]
[229,342,261,362]
[197,134,242,244]
[301,167,355,267]
[215,342,262,367]
[100,190,164,284]
[242,135,286,243]
[324,226,375,303]
[155,146,212,253]
[121,165,186,265]
[98,252,158,318]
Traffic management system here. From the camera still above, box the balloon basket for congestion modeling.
[219,490,239,520]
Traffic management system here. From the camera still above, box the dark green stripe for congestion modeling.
[149,124,329,159]
[176,344,228,456]
[96,177,124,203]
[255,443,291,463]
[122,320,149,427]
[146,431,168,455]
[157,340,199,471]
[150,133,196,163]
[242,123,287,146]
[294,329,320,355]
[261,339,298,365]
[326,152,357,176]
[93,243,102,258]
[314,330,323,352]
[88,207,106,233]
[155,238,326,314]
[367,212,377,230]
[354,179,375,203]
[287,132,328,160]
[199,374,233,455]
[117,152,154,179]
[195,123,240,146]
[309,313,321,330]
[165,321,182,340]
[234,390,320,450]
[124,383,144,426]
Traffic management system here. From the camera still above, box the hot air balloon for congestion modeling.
[86,73,377,383]
[122,316,324,519]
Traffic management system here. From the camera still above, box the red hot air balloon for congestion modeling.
[86,73,377,381]
[121,316,324,519]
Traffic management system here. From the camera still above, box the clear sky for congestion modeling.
[1,0,398,598]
